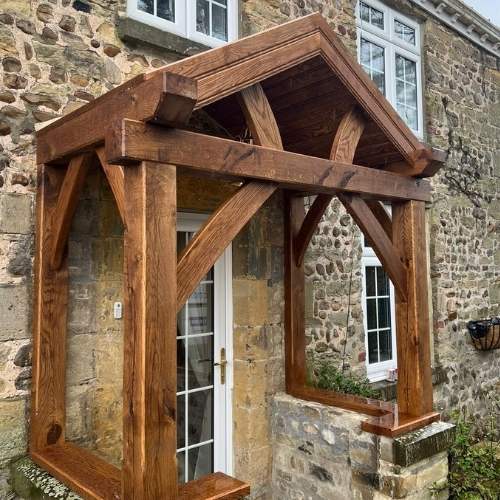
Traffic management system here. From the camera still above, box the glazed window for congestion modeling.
[356,0,422,136]
[361,205,397,382]
[127,0,238,47]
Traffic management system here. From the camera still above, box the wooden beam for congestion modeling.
[338,194,407,300]
[284,193,307,390]
[122,161,177,499]
[50,153,93,270]
[95,147,126,225]
[365,200,392,239]
[392,201,433,417]
[177,181,276,309]
[30,164,68,452]
[36,72,197,165]
[106,120,432,202]
[294,107,365,266]
[178,472,250,500]
[237,84,283,149]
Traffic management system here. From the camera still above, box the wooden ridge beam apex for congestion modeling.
[106,120,432,203]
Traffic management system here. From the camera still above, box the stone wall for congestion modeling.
[271,393,453,499]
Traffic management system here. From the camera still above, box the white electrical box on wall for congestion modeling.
[113,302,123,319]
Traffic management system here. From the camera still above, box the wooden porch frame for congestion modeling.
[31,14,445,500]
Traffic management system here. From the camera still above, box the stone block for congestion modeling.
[0,284,29,341]
[0,398,26,463]
[233,279,269,327]
[0,194,33,234]
[66,333,96,386]
[393,421,455,467]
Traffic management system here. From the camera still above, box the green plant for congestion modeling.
[444,404,499,500]
[311,362,381,399]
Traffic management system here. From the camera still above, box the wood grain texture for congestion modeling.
[107,120,431,202]
[50,153,93,269]
[361,411,440,438]
[237,84,283,149]
[122,162,177,499]
[30,164,68,452]
[294,107,365,266]
[284,193,307,390]
[178,472,250,500]
[365,200,392,239]
[95,147,126,225]
[31,443,121,500]
[177,181,276,309]
[338,193,408,300]
[392,201,433,417]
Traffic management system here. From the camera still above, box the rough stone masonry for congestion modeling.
[0,0,498,499]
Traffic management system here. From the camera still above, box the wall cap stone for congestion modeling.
[117,17,209,57]
[392,421,455,467]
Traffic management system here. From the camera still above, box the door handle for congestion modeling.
[214,348,227,385]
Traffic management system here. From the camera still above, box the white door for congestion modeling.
[176,213,233,483]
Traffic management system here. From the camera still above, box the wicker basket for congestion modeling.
[467,318,500,351]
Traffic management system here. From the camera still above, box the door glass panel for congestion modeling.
[177,229,215,483]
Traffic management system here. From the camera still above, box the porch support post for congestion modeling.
[284,193,306,391]
[30,164,68,452]
[122,161,178,499]
[392,200,433,417]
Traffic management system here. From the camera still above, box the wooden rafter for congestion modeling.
[49,153,93,270]
[106,120,432,202]
[95,147,126,225]
[294,107,365,266]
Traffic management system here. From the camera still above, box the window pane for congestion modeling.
[367,298,377,330]
[157,0,175,21]
[360,2,370,23]
[212,2,228,41]
[368,330,379,364]
[395,55,418,130]
[360,39,385,95]
[177,394,186,449]
[378,298,391,329]
[371,8,384,29]
[405,58,417,82]
[177,338,186,391]
[197,0,210,35]
[394,19,415,45]
[188,443,213,481]
[379,329,392,361]
[187,335,214,390]
[366,267,376,297]
[178,451,186,483]
[188,283,214,334]
[376,267,389,296]
[137,0,153,15]
[188,389,213,445]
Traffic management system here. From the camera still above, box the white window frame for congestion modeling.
[127,0,238,48]
[360,206,397,382]
[356,0,423,137]
[176,212,234,479]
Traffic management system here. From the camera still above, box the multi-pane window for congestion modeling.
[128,0,237,47]
[361,205,397,382]
[357,0,422,135]
[177,231,215,482]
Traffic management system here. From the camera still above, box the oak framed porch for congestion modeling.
[31,13,446,500]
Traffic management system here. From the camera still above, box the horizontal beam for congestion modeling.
[106,120,431,202]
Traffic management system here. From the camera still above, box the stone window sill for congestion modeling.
[117,17,210,57]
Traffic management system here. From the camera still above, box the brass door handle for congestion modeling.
[214,348,227,385]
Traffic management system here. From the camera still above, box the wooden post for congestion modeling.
[30,164,68,452]
[392,200,433,417]
[122,161,178,499]
[284,193,306,391]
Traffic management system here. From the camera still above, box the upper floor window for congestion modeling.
[128,0,238,47]
[356,0,423,136]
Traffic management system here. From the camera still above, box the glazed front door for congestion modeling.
[176,213,233,483]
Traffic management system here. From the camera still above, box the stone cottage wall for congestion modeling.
[0,0,499,498]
